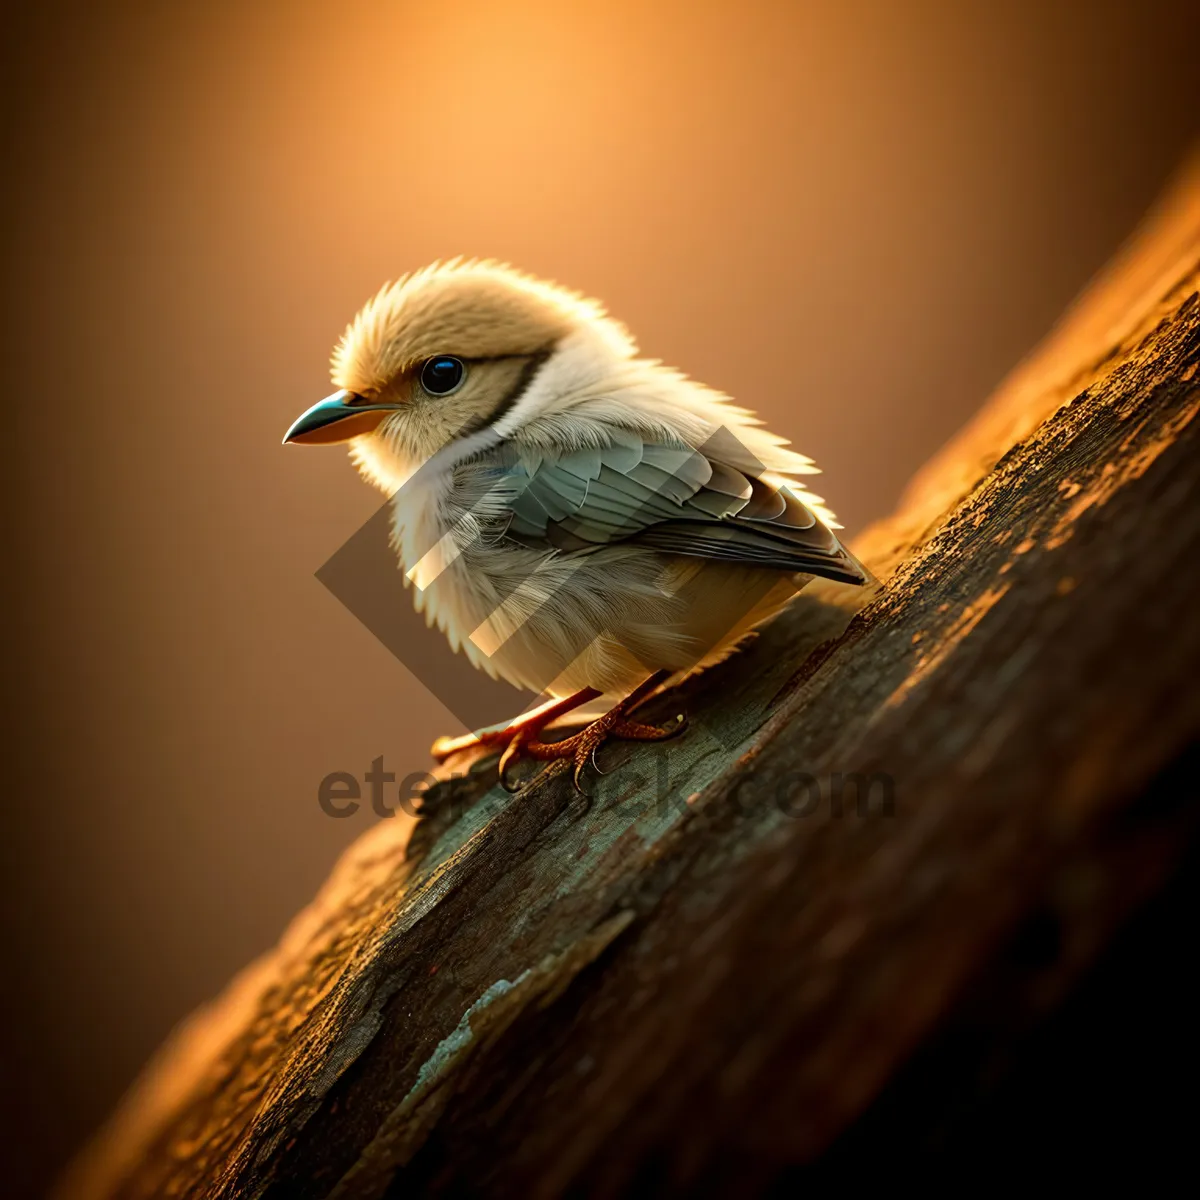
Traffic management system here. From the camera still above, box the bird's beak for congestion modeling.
[282,390,399,446]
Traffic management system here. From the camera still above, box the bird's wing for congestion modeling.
[493,431,868,585]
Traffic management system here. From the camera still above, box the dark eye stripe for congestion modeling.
[476,348,552,430]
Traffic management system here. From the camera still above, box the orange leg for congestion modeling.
[430,687,602,764]
[500,669,685,792]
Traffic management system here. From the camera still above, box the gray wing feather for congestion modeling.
[641,444,713,489]
[494,433,866,585]
[625,461,699,504]
[555,447,604,481]
[738,476,787,521]
[704,460,754,500]
[598,427,645,473]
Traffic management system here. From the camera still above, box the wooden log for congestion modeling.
[60,157,1200,1199]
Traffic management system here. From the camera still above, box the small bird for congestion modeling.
[285,261,867,788]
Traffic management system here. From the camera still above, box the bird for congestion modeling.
[284,260,868,789]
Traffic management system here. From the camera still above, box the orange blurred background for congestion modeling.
[1,0,1197,1193]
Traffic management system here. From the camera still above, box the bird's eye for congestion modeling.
[419,356,466,396]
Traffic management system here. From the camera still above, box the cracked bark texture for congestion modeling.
[60,158,1200,1199]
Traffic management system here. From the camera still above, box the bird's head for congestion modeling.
[283,260,635,491]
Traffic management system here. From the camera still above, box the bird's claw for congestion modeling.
[456,672,687,800]
[498,735,529,793]
[589,743,612,776]
[572,757,592,796]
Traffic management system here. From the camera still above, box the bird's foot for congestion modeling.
[500,670,685,794]
[430,686,602,765]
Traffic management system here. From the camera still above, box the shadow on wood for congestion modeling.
[61,157,1200,1199]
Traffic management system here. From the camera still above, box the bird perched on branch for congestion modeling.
[285,261,867,788]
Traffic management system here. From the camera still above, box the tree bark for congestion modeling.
[61,158,1200,1199]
